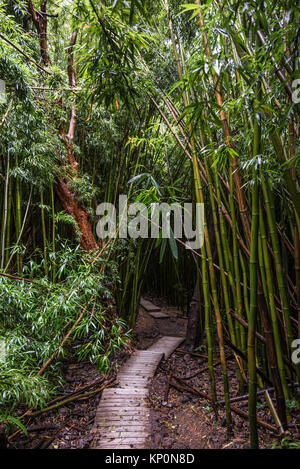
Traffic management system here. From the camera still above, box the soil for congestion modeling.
[9,296,300,449]
[145,352,278,449]
[9,350,130,449]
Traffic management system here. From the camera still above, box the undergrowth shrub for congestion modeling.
[0,241,130,418]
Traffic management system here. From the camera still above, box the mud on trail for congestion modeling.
[9,296,300,449]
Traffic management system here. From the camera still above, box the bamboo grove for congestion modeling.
[0,0,299,449]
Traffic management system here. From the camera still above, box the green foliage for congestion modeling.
[0,242,130,415]
[0,368,53,410]
[0,414,28,437]
[271,437,300,449]
[286,400,299,410]
[256,401,265,410]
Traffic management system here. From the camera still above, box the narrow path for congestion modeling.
[90,336,184,449]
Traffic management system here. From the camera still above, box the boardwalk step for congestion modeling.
[90,335,184,449]
[147,336,184,358]
[149,311,170,319]
[103,388,148,394]
[140,298,161,312]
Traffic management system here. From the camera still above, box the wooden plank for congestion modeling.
[96,424,150,429]
[94,445,145,449]
[119,381,147,389]
[117,378,149,382]
[95,437,145,445]
[101,394,147,396]
[118,383,148,387]
[96,423,150,429]
[98,402,145,407]
[117,377,151,381]
[101,398,145,407]
[118,375,151,384]
[117,378,150,382]
[95,414,149,420]
[94,444,145,449]
[98,430,149,437]
[95,410,148,415]
[140,297,161,312]
[118,372,152,376]
[96,414,149,418]
[101,395,146,399]
[118,369,155,373]
[103,389,147,395]
[120,364,156,369]
[117,374,152,379]
[97,414,147,419]
[95,406,149,411]
[119,365,156,369]
[119,360,160,366]
[91,427,151,436]
[147,336,184,358]
[120,361,156,366]
[100,400,146,405]
[101,392,146,398]
[149,312,170,319]
[124,355,162,361]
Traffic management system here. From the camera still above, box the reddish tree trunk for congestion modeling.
[27,1,51,65]
[55,176,98,252]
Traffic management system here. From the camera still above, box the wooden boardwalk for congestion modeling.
[140,297,170,318]
[140,297,161,312]
[91,336,184,449]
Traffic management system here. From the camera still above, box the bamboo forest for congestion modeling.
[0,0,299,453]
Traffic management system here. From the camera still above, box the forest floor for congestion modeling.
[9,349,130,449]
[135,296,300,450]
[9,296,300,449]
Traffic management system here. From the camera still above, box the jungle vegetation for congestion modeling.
[0,0,299,449]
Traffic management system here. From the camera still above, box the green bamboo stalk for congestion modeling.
[5,178,12,267]
[248,74,261,449]
[1,151,9,270]
[50,184,56,283]
[40,191,48,278]
[259,204,290,402]
[261,177,294,354]
[15,157,22,274]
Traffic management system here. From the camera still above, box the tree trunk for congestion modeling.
[55,176,98,252]
[185,283,201,351]
[27,1,51,65]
